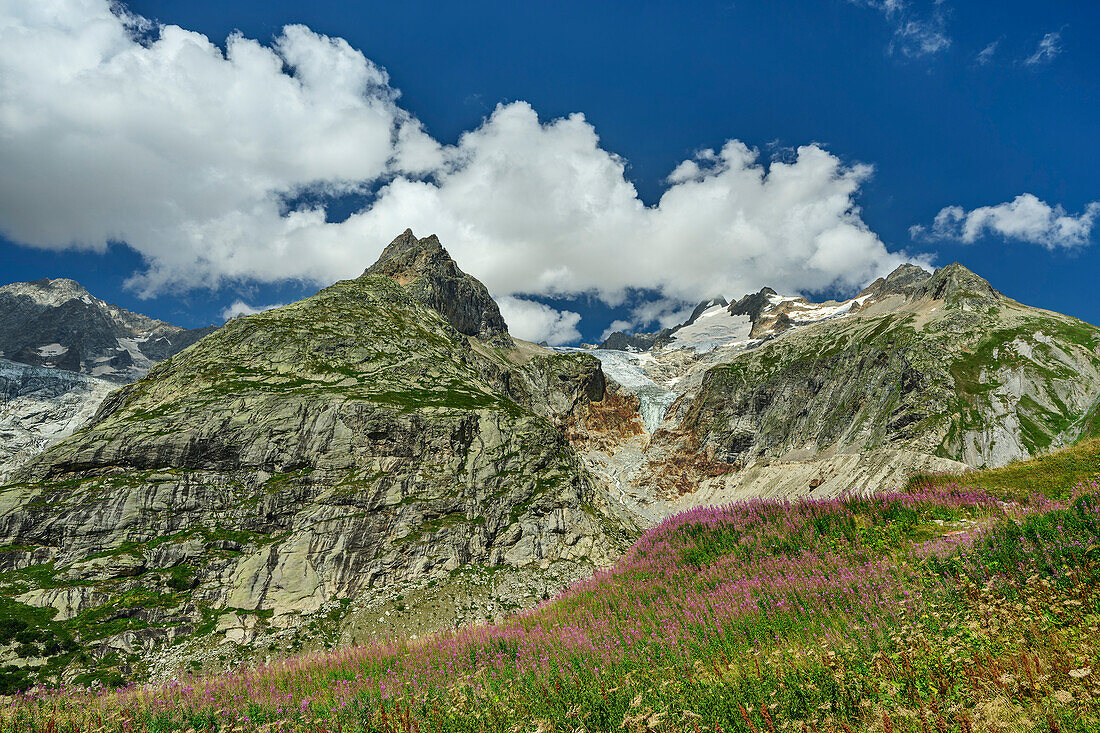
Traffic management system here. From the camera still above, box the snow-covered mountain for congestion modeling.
[0,278,216,478]
[587,269,920,432]
[566,262,1100,517]
[0,278,213,382]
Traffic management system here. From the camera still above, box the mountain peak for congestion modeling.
[369,229,446,270]
[0,277,94,308]
[917,262,999,305]
[363,230,511,346]
[0,277,213,381]
[728,287,778,323]
[684,297,729,327]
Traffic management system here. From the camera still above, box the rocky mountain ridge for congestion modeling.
[0,280,216,482]
[364,229,511,347]
[0,278,213,382]
[2,234,1099,691]
[575,262,1100,520]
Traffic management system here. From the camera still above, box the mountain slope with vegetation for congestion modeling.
[585,263,1100,512]
[3,232,1100,713]
[0,232,629,689]
[911,436,1100,501]
[4,434,1099,732]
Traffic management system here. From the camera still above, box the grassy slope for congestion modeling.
[699,293,1100,464]
[910,436,1100,500]
[91,274,518,419]
[4,440,1100,732]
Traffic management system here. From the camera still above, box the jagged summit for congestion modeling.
[0,277,96,308]
[0,277,213,381]
[728,287,778,323]
[684,297,729,327]
[364,229,511,346]
[917,262,1000,305]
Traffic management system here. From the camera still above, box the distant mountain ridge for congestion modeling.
[599,263,951,353]
[577,261,1100,520]
[0,278,214,382]
[0,278,216,482]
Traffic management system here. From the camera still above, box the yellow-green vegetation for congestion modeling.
[911,436,1100,500]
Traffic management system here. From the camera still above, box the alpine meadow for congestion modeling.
[1,1,1099,732]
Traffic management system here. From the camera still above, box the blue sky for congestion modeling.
[0,0,1096,344]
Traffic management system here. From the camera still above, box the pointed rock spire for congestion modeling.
[917,263,1000,304]
[727,287,778,323]
[858,264,932,300]
[363,230,511,346]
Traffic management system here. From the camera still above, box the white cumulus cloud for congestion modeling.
[496,297,582,346]
[0,0,438,294]
[350,119,911,308]
[911,194,1100,249]
[220,300,287,321]
[0,0,916,334]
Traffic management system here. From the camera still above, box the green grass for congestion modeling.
[911,435,1100,500]
[1081,399,1100,441]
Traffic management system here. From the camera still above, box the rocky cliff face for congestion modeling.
[364,229,511,347]
[0,236,627,688]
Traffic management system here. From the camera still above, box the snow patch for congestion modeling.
[36,343,68,357]
[697,305,727,319]
[783,295,868,323]
[115,338,154,372]
[669,310,752,353]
